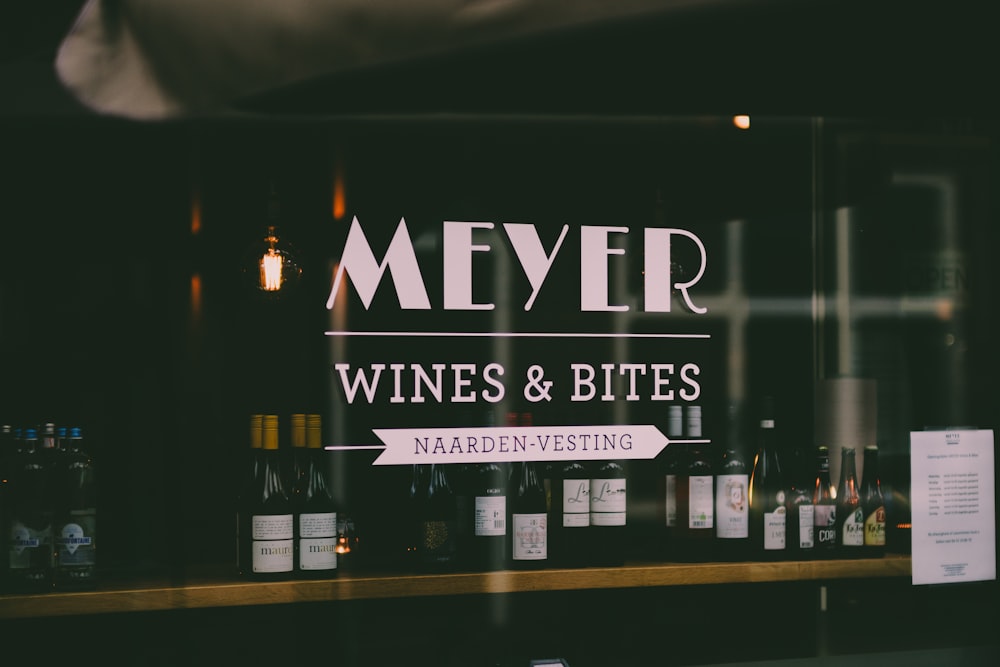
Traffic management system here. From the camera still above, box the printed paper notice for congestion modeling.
[911,429,996,585]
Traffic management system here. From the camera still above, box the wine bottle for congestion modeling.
[287,413,308,491]
[861,444,886,558]
[550,459,591,567]
[293,414,337,578]
[509,461,547,569]
[714,405,749,561]
[748,397,785,560]
[836,446,864,556]
[1,424,14,589]
[241,414,294,580]
[5,428,54,591]
[417,464,459,570]
[53,427,98,589]
[236,414,263,576]
[812,446,838,558]
[404,464,427,566]
[472,460,508,571]
[676,405,714,562]
[784,443,815,560]
[661,404,684,560]
[590,458,627,567]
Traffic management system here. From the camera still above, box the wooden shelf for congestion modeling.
[0,555,911,620]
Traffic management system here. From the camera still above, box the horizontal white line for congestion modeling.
[324,445,387,451]
[325,331,710,339]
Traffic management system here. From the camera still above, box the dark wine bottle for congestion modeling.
[748,397,786,560]
[5,428,53,591]
[509,461,547,569]
[590,458,627,567]
[472,460,508,571]
[550,460,591,567]
[287,413,308,492]
[812,446,837,558]
[293,414,337,578]
[784,443,815,560]
[676,405,714,562]
[1,424,14,589]
[417,464,459,570]
[661,404,684,560]
[714,402,749,561]
[236,414,263,576]
[241,414,294,580]
[836,446,864,556]
[53,427,98,589]
[861,444,886,558]
[404,464,427,566]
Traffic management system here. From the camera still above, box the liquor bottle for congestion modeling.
[472,460,508,571]
[676,405,714,561]
[509,461,547,569]
[714,405,749,561]
[661,404,684,560]
[860,444,886,558]
[550,459,591,567]
[784,443,815,560]
[53,427,98,589]
[812,446,838,558]
[417,464,459,570]
[836,446,864,556]
[240,414,294,580]
[236,414,263,576]
[5,428,54,591]
[590,458,627,567]
[748,396,786,560]
[293,414,337,577]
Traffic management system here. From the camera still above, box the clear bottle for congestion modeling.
[590,458,627,567]
[550,459,591,568]
[509,461,547,569]
[676,405,714,562]
[236,414,263,576]
[714,404,750,561]
[748,396,786,560]
[241,415,294,580]
[5,428,53,591]
[53,427,98,589]
[861,444,886,558]
[293,414,337,578]
[812,446,838,558]
[836,446,864,555]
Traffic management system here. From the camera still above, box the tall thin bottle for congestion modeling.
[784,443,814,560]
[836,446,864,556]
[676,405,714,561]
[241,415,294,580]
[748,396,785,560]
[861,444,886,558]
[661,405,684,560]
[236,414,263,575]
[293,414,337,577]
[417,464,459,570]
[5,428,53,591]
[472,459,508,571]
[812,446,837,558]
[550,459,591,567]
[509,461,547,569]
[53,427,97,589]
[590,458,627,567]
[715,404,749,561]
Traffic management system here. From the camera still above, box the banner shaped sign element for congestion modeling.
[365,424,676,466]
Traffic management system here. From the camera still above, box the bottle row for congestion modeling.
[0,422,98,593]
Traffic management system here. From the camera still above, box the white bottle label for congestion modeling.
[764,507,786,550]
[814,504,837,546]
[688,475,714,529]
[590,478,626,526]
[299,511,337,571]
[475,496,506,536]
[562,479,591,527]
[664,474,677,527]
[797,505,815,548]
[512,513,547,560]
[842,507,865,546]
[715,474,748,538]
[252,514,294,573]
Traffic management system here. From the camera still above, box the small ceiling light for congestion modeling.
[733,115,751,130]
[244,184,302,296]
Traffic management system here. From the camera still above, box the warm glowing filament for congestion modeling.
[733,115,751,130]
[261,249,283,291]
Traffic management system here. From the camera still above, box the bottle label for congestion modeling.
[299,511,337,538]
[664,474,677,527]
[420,520,457,560]
[842,507,865,546]
[688,475,714,529]
[797,505,815,548]
[864,506,886,546]
[764,507,786,550]
[591,478,626,526]
[512,513,547,560]
[715,474,748,539]
[55,510,97,566]
[252,539,294,573]
[475,496,506,536]
[299,511,337,570]
[562,479,591,527]
[7,521,51,569]
[252,514,293,540]
[814,504,837,547]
